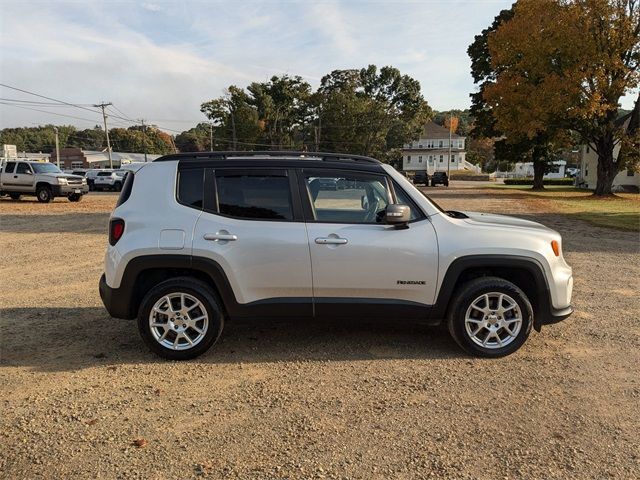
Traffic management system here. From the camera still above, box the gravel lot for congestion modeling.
[1,186,639,479]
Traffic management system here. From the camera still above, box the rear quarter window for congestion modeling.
[177,168,204,209]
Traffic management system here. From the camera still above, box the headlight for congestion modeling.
[81,178,87,184]
[57,178,68,185]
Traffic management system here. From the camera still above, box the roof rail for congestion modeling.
[153,150,381,164]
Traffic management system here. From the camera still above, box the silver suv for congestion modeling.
[99,152,573,360]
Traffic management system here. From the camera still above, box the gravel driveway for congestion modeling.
[1,186,638,479]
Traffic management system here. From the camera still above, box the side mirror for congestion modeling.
[384,204,411,228]
[361,195,369,210]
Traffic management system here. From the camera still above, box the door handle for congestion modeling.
[14,175,18,178]
[204,233,238,242]
[315,237,348,245]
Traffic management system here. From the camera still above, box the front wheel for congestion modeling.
[36,186,53,203]
[447,277,533,357]
[137,277,224,360]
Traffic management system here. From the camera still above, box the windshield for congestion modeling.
[31,163,62,174]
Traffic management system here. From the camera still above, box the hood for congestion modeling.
[460,211,553,233]
[42,173,84,181]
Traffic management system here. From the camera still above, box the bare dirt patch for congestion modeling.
[1,187,638,479]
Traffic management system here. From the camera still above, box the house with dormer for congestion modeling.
[402,121,477,173]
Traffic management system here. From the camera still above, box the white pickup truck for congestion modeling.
[0,160,88,202]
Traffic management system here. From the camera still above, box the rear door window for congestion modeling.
[3,162,16,173]
[215,171,293,221]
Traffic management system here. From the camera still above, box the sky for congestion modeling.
[0,0,637,135]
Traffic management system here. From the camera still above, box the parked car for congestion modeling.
[99,151,573,360]
[412,171,429,186]
[0,160,88,202]
[85,169,110,191]
[93,170,127,191]
[431,171,449,187]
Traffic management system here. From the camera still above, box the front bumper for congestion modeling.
[52,184,89,196]
[534,302,573,331]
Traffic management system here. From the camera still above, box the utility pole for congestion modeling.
[447,112,453,178]
[53,126,60,168]
[209,122,214,151]
[94,102,113,168]
[140,119,148,162]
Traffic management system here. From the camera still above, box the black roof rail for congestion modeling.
[153,150,381,164]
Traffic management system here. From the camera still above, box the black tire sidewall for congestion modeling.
[137,279,224,360]
[449,278,533,358]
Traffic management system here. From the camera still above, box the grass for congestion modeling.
[486,185,640,231]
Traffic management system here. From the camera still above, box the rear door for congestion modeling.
[13,162,36,192]
[192,168,313,317]
[299,168,439,316]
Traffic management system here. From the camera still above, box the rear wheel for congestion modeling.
[9,193,21,200]
[36,185,52,203]
[114,182,122,192]
[137,278,224,360]
[68,193,82,202]
[447,277,533,357]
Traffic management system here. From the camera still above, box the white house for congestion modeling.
[508,160,566,179]
[402,121,479,173]
[577,109,639,191]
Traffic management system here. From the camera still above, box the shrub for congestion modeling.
[504,178,574,186]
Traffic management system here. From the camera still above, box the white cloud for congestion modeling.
[141,2,162,12]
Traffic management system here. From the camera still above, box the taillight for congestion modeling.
[109,218,125,246]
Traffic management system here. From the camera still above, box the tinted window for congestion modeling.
[178,168,203,209]
[97,172,112,177]
[216,174,292,220]
[305,172,390,224]
[4,162,16,173]
[16,163,32,174]
[32,163,61,174]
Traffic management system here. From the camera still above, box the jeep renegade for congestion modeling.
[99,151,573,360]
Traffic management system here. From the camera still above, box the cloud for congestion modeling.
[7,0,581,132]
[141,2,162,12]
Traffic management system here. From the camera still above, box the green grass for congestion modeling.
[485,185,640,231]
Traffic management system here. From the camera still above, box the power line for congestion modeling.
[0,102,133,128]
[0,83,104,115]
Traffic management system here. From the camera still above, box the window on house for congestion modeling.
[407,155,411,163]
[439,140,443,148]
[419,144,423,148]
[418,156,422,163]
[439,155,443,163]
[451,155,456,163]
[71,161,83,169]
[628,168,635,177]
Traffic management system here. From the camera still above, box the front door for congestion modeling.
[300,169,438,317]
[192,168,313,318]
[12,162,35,192]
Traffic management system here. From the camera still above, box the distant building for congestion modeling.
[577,110,639,191]
[55,148,161,169]
[509,160,566,179]
[1,144,50,163]
[402,121,478,174]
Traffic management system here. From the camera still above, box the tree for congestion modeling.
[317,65,431,160]
[483,0,640,195]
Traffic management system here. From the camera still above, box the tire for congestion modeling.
[88,183,94,192]
[114,182,122,192]
[9,193,21,200]
[447,276,533,358]
[36,185,53,203]
[137,277,225,360]
[68,193,82,202]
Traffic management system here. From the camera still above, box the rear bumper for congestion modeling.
[99,273,136,319]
